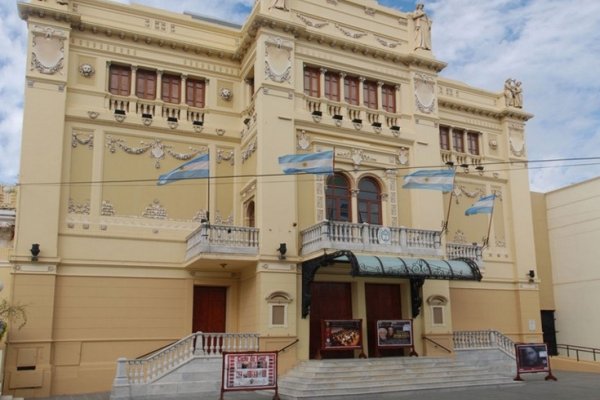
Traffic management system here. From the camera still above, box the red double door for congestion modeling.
[193,286,227,333]
[309,282,402,359]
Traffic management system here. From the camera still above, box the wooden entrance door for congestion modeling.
[193,286,227,333]
[309,282,353,359]
[365,283,403,357]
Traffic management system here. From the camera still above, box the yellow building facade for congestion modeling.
[9,0,539,397]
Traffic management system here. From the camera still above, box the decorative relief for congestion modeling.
[216,129,226,136]
[316,175,325,221]
[365,7,376,16]
[375,36,400,48]
[217,149,234,165]
[452,186,485,204]
[453,230,467,244]
[296,14,329,29]
[489,139,498,150]
[105,136,205,168]
[68,198,90,215]
[270,0,287,11]
[414,73,436,114]
[326,0,338,4]
[72,132,94,149]
[297,130,311,150]
[337,149,375,169]
[265,37,293,84]
[509,129,526,157]
[397,147,409,165]
[142,199,167,219]
[79,63,95,77]
[219,88,233,101]
[241,139,257,163]
[101,200,116,216]
[87,111,99,119]
[214,211,233,225]
[335,24,367,39]
[31,25,66,75]
[192,209,208,222]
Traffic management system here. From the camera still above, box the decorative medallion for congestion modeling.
[220,88,233,101]
[87,111,99,119]
[79,63,95,78]
[31,25,66,75]
[105,136,204,168]
[509,129,525,157]
[489,138,498,150]
[265,37,293,84]
[397,147,409,165]
[216,129,226,136]
[413,73,436,114]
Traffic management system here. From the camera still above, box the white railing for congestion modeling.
[453,330,515,358]
[447,243,483,267]
[113,332,260,385]
[300,221,442,257]
[186,223,259,259]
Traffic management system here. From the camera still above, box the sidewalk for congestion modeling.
[27,370,600,400]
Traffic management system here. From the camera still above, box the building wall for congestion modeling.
[543,177,600,349]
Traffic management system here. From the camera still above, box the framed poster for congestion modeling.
[221,351,279,399]
[322,319,362,350]
[514,343,557,381]
[376,320,413,347]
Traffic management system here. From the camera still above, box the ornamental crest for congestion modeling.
[413,73,436,114]
[31,25,66,75]
[265,37,293,84]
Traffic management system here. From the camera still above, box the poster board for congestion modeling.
[322,319,363,350]
[376,320,413,347]
[221,351,279,399]
[514,343,557,381]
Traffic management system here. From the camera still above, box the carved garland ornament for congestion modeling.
[105,136,205,168]
[413,73,436,114]
[31,25,67,75]
[241,140,257,163]
[68,198,90,215]
[335,24,367,39]
[296,13,329,29]
[72,133,94,149]
[264,37,293,84]
[217,149,235,165]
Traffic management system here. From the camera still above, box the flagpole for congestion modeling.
[482,194,496,249]
[441,190,453,234]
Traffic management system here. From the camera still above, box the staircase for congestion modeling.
[278,354,518,399]
[0,396,24,400]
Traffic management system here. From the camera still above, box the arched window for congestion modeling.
[358,177,381,225]
[326,173,351,222]
[246,200,255,227]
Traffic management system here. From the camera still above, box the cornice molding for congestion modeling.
[438,98,533,122]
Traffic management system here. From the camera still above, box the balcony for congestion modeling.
[301,221,442,257]
[301,221,483,266]
[185,223,259,261]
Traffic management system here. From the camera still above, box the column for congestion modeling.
[358,76,365,106]
[319,68,327,98]
[339,72,346,103]
[156,70,163,100]
[377,81,384,110]
[395,85,401,114]
[130,66,137,97]
[181,74,188,105]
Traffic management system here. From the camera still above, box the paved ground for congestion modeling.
[27,370,600,400]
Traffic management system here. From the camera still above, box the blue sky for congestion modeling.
[1,0,599,192]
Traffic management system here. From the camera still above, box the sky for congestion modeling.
[1,0,599,192]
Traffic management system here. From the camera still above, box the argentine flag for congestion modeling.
[157,153,209,185]
[402,169,455,192]
[465,194,496,216]
[278,151,334,175]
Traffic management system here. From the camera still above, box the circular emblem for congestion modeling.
[377,227,392,245]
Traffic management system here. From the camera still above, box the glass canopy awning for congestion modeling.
[301,250,482,318]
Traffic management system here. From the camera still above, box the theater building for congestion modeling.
[7,0,538,396]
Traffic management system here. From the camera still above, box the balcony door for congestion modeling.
[193,286,227,333]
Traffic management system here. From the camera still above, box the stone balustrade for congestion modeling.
[186,223,259,260]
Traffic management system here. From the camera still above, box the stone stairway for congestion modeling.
[1,395,25,400]
[277,355,518,399]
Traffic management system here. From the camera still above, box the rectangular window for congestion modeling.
[452,129,465,153]
[439,126,450,150]
[467,132,480,155]
[363,80,378,109]
[303,66,320,97]
[344,76,359,105]
[381,84,396,113]
[109,65,131,96]
[135,69,157,99]
[271,305,286,326]
[186,78,206,108]
[161,73,181,104]
[324,71,340,102]
[432,306,444,325]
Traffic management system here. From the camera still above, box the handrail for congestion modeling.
[136,339,178,360]
[422,335,452,354]
[277,338,299,354]
[557,344,599,362]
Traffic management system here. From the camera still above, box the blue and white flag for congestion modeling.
[402,169,455,192]
[465,194,496,216]
[157,153,209,185]
[278,151,334,175]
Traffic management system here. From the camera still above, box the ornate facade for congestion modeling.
[8,0,539,397]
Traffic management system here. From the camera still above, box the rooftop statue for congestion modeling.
[411,3,432,50]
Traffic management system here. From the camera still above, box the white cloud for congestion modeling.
[1,0,599,192]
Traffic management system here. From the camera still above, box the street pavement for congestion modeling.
[27,370,600,400]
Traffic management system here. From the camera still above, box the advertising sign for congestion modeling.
[322,319,363,350]
[376,320,413,347]
[514,343,557,381]
[221,351,279,399]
